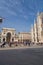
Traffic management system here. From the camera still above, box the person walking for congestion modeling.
[1,38,6,48]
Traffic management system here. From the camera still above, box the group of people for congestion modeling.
[23,40,31,46]
[0,39,31,48]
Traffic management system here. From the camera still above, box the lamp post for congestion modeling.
[0,18,3,32]
[0,18,3,43]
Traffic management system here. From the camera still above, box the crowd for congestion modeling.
[0,39,31,48]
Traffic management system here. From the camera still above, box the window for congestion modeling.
[4,33,5,34]
[42,18,43,23]
[12,38,14,42]
[12,32,14,35]
[42,27,43,31]
[3,31,5,34]
[0,39,1,42]
[3,38,5,42]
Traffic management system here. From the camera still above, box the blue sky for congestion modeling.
[0,0,43,32]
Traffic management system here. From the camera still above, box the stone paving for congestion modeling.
[0,47,43,65]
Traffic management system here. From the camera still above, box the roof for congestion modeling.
[2,28,16,31]
[18,32,31,34]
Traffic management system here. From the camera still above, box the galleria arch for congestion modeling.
[6,32,11,43]
[1,28,16,42]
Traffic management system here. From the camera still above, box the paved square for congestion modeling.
[0,48,43,65]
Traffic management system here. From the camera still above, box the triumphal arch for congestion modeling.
[1,28,16,42]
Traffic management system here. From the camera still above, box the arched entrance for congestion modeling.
[6,32,11,43]
[3,38,5,42]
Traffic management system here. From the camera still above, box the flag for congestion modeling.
[0,18,2,23]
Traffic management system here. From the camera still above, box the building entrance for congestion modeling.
[6,32,11,43]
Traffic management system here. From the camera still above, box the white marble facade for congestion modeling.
[31,12,43,43]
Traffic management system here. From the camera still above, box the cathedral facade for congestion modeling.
[31,12,43,43]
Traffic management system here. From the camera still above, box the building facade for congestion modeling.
[31,12,43,43]
[18,32,31,42]
[1,28,16,42]
[0,28,31,43]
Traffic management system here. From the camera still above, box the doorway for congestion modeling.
[6,32,11,43]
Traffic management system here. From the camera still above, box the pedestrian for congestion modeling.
[1,38,6,47]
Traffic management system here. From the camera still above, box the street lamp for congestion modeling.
[0,18,3,43]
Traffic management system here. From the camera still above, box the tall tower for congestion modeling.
[37,12,42,42]
[34,19,37,43]
[31,24,34,42]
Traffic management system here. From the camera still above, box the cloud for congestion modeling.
[22,0,25,3]
[0,0,18,16]
[0,0,36,20]
[7,10,17,16]
[23,15,28,20]
[0,7,3,9]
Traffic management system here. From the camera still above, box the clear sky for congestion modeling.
[0,0,43,32]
